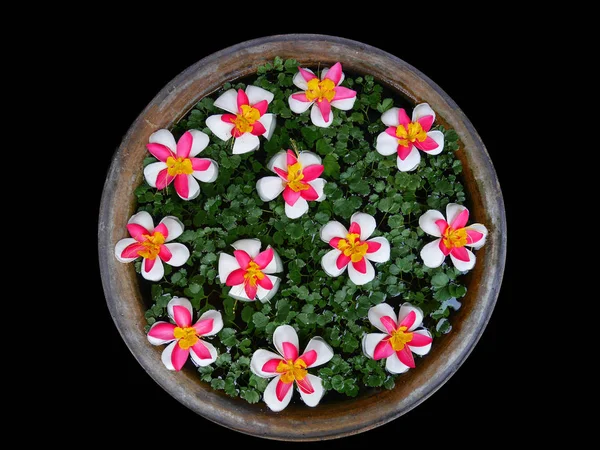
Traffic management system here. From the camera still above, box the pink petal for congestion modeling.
[398,310,416,329]
[348,221,361,235]
[287,149,298,166]
[291,92,310,102]
[250,120,266,136]
[155,168,175,190]
[221,113,237,123]
[282,186,301,206]
[409,332,433,347]
[193,318,214,336]
[257,275,273,290]
[385,126,398,138]
[147,322,176,340]
[273,166,289,181]
[171,344,190,371]
[190,340,212,360]
[158,245,172,262]
[282,342,298,361]
[176,131,193,158]
[296,376,315,395]
[450,246,470,262]
[366,240,381,254]
[396,346,415,368]
[254,247,274,269]
[245,283,258,300]
[316,99,332,123]
[237,89,249,110]
[120,242,144,259]
[298,66,317,82]
[301,165,324,182]
[380,316,397,334]
[450,209,469,229]
[373,339,394,360]
[336,253,351,269]
[332,86,356,101]
[144,257,156,274]
[174,174,189,199]
[172,304,192,328]
[300,184,319,201]
[191,158,211,171]
[398,109,411,127]
[234,250,252,269]
[276,379,293,401]
[154,223,168,238]
[329,237,342,249]
[436,219,449,235]
[414,136,440,152]
[466,229,484,245]
[253,99,268,116]
[416,115,434,132]
[397,143,413,161]
[352,258,367,274]
[438,239,451,256]
[226,268,246,286]
[126,223,150,242]
[231,127,244,138]
[298,349,317,367]
[262,358,284,373]
[324,62,343,85]
[146,143,173,162]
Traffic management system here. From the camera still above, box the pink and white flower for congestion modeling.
[320,212,390,285]
[376,103,445,171]
[147,297,223,371]
[206,86,275,154]
[114,211,190,281]
[250,325,334,411]
[363,303,433,374]
[256,149,326,219]
[288,62,357,128]
[218,239,283,302]
[144,129,218,201]
[418,203,488,272]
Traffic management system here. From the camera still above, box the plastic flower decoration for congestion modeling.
[362,303,432,374]
[206,86,275,154]
[144,129,218,200]
[418,203,487,272]
[288,62,357,128]
[320,212,390,285]
[375,103,445,171]
[250,325,334,411]
[256,149,326,218]
[218,239,283,302]
[114,211,190,281]
[147,297,223,371]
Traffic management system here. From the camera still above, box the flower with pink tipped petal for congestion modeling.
[206,86,276,154]
[144,129,218,201]
[363,303,433,374]
[418,203,488,272]
[114,211,190,281]
[218,239,283,302]
[256,149,326,219]
[147,297,223,371]
[288,62,357,128]
[376,103,445,172]
[250,325,334,411]
[320,212,390,286]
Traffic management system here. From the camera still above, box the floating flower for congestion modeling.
[147,297,223,371]
[418,203,487,272]
[320,212,390,285]
[206,86,275,154]
[288,62,357,128]
[376,103,445,171]
[114,211,190,281]
[250,325,334,411]
[256,149,326,219]
[218,239,283,302]
[363,303,433,374]
[144,129,218,201]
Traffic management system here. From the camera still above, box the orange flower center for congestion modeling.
[286,162,310,192]
[166,156,194,176]
[305,78,336,102]
[442,227,468,250]
[244,261,265,287]
[233,104,260,133]
[389,326,413,351]
[277,358,308,383]
[173,326,198,350]
[336,233,369,263]
[396,122,427,147]
[137,232,165,260]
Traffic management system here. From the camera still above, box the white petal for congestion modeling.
[147,321,176,346]
[362,333,388,358]
[412,103,436,123]
[128,211,154,232]
[350,212,376,240]
[263,375,293,412]
[167,297,193,323]
[397,146,421,172]
[285,197,309,219]
[289,93,313,113]
[376,132,399,156]
[250,349,283,378]
[310,104,333,128]
[159,216,185,241]
[292,68,315,90]
[263,248,283,274]
[385,352,409,374]
[246,85,274,105]
[143,161,167,188]
[231,239,261,258]
[398,303,425,331]
[446,203,468,226]
[308,178,326,201]
[348,259,375,286]
[115,238,138,263]
[160,341,178,371]
[256,176,285,201]
[163,243,190,267]
[450,249,476,272]
[409,329,433,356]
[141,258,164,281]
[232,133,260,154]
[298,151,322,167]
[189,339,218,367]
[368,303,398,332]
[273,325,299,358]
[259,114,276,140]
[418,210,446,237]
[228,283,252,302]
[320,221,348,243]
[267,151,288,172]
[424,130,444,155]
[177,175,200,201]
[330,97,356,111]
[188,129,210,157]
[302,337,334,368]
[420,239,446,268]
[298,374,325,407]
[196,309,223,336]
[218,253,240,284]
[213,88,238,114]
[381,107,400,127]
[466,223,488,249]
[192,159,218,183]
[321,249,346,277]
[206,115,234,141]
[365,237,390,263]
[257,276,280,303]
[149,129,177,152]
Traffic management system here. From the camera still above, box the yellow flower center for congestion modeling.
[233,104,260,133]
[137,232,165,260]
[173,326,199,350]
[442,227,468,250]
[244,261,265,287]
[305,78,336,102]
[277,358,308,383]
[166,156,194,177]
[396,122,427,147]
[337,233,369,263]
[286,161,310,192]
[389,326,414,351]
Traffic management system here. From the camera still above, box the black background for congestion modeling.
[90,27,523,446]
